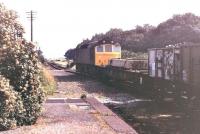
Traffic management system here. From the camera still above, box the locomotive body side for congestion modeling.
[75,48,94,65]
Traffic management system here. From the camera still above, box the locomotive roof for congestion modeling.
[77,38,120,49]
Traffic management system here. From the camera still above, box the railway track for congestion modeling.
[47,61,193,103]
[47,62,66,70]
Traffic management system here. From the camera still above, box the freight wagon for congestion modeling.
[109,58,148,72]
[148,42,200,87]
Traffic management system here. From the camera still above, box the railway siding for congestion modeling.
[49,66,199,134]
[76,63,194,101]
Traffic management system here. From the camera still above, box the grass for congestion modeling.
[40,66,57,95]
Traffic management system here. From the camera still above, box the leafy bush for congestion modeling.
[0,75,24,130]
[0,41,45,125]
[0,3,45,128]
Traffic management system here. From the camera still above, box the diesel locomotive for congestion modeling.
[74,39,121,67]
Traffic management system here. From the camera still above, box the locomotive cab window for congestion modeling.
[96,45,103,52]
[113,45,121,52]
[105,44,112,52]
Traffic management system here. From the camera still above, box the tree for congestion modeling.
[72,13,200,58]
[64,49,75,60]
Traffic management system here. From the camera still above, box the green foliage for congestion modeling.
[0,39,45,125]
[64,49,75,60]
[0,3,45,129]
[0,75,24,130]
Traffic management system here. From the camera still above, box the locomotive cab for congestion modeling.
[95,43,121,66]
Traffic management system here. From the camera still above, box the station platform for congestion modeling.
[44,97,138,134]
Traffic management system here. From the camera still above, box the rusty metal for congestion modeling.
[148,47,177,80]
[148,43,200,87]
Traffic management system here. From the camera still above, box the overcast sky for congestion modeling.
[1,0,200,58]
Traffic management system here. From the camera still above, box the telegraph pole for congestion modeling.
[26,10,36,42]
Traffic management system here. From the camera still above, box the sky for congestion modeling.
[0,0,200,58]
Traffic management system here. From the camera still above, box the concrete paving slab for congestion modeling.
[85,97,116,116]
[102,115,137,134]
[85,97,138,134]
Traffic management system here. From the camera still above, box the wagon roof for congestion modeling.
[148,42,200,51]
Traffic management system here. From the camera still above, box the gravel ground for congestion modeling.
[49,70,137,104]
[2,69,126,134]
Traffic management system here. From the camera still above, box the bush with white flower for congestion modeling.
[0,3,45,130]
